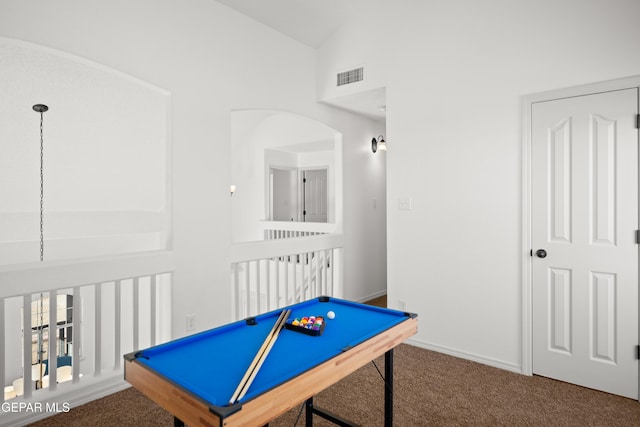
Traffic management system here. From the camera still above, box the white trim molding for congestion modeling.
[408,338,522,375]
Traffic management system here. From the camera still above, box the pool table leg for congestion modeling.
[303,348,395,426]
[305,397,355,427]
[384,349,393,427]
[305,398,313,427]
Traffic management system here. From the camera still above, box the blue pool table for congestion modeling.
[124,296,417,426]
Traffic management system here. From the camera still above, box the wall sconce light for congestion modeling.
[230,184,236,196]
[371,135,387,153]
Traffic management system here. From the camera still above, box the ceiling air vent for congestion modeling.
[337,67,364,87]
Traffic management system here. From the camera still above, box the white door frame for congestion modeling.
[521,74,640,376]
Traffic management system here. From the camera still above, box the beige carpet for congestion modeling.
[30,343,640,426]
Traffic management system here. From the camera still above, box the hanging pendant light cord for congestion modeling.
[39,112,44,378]
[39,110,44,262]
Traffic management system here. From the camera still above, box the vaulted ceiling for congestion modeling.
[215,0,386,121]
[215,0,369,48]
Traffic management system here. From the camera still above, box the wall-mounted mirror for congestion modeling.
[230,110,342,243]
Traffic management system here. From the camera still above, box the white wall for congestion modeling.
[318,0,640,371]
[0,38,170,264]
[0,0,387,339]
[230,110,339,243]
[341,124,387,302]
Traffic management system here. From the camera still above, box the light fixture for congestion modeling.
[230,184,236,196]
[33,103,48,390]
[371,135,387,153]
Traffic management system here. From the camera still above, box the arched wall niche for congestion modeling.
[0,38,172,264]
[230,110,343,243]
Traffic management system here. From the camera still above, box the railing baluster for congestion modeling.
[72,286,81,384]
[232,264,240,321]
[284,256,289,306]
[150,275,157,346]
[265,258,271,312]
[95,283,102,376]
[274,257,279,309]
[307,252,312,299]
[133,278,139,352]
[312,252,316,297]
[48,290,57,389]
[244,261,250,318]
[315,250,320,297]
[319,251,324,295]
[302,253,307,300]
[114,280,121,370]
[323,250,329,295]
[328,249,333,296]
[22,294,32,398]
[255,259,261,315]
[293,254,298,302]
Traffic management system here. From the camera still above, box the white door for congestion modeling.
[531,88,639,399]
[270,168,297,221]
[302,169,328,223]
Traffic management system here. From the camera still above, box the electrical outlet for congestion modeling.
[186,314,196,332]
[398,300,407,311]
[398,198,412,210]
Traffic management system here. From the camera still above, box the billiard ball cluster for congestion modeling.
[290,315,324,331]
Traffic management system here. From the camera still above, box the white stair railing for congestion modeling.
[230,234,343,320]
[0,250,174,426]
[260,220,337,241]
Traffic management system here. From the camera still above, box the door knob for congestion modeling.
[535,249,547,258]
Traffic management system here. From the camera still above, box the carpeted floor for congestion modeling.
[29,343,640,427]
[28,296,640,426]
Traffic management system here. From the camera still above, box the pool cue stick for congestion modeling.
[228,309,290,405]
[235,309,290,403]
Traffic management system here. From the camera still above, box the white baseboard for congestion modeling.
[406,337,524,375]
[357,290,386,303]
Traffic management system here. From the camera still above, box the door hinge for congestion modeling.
[636,114,640,129]
[303,178,307,183]
[636,345,640,360]
[636,230,640,244]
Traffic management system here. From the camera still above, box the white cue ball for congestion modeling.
[327,310,335,319]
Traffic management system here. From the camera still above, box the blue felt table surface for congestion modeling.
[135,297,409,407]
